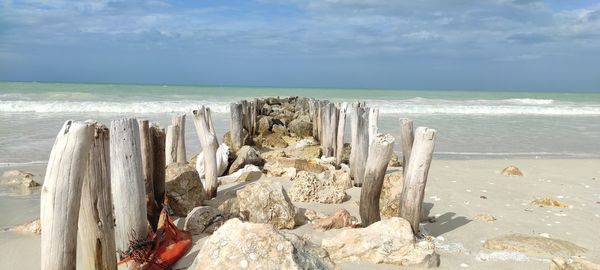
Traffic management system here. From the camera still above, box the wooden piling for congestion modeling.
[41,120,94,270]
[110,119,148,257]
[192,106,219,199]
[172,114,187,163]
[359,133,395,227]
[165,125,179,166]
[336,102,348,166]
[139,120,160,230]
[78,121,117,270]
[151,123,166,210]
[230,102,244,152]
[368,108,379,144]
[400,118,414,176]
[399,127,437,234]
[350,104,369,186]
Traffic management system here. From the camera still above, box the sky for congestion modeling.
[0,0,599,91]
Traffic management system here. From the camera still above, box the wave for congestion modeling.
[1,98,599,115]
[0,160,48,168]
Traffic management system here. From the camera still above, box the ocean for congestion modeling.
[1,81,600,167]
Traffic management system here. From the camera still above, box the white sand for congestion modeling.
[1,159,599,269]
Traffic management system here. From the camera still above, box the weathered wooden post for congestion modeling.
[41,120,94,270]
[368,108,379,144]
[110,119,148,258]
[78,121,117,270]
[165,125,179,166]
[230,102,244,152]
[250,99,258,136]
[206,107,217,137]
[172,114,187,163]
[400,118,414,177]
[359,133,395,227]
[350,104,369,186]
[310,99,319,140]
[399,127,437,234]
[321,101,337,157]
[336,102,348,166]
[316,100,323,142]
[192,106,219,199]
[139,120,160,230]
[151,123,166,208]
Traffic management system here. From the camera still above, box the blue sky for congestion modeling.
[0,0,599,91]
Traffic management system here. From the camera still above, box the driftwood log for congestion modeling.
[400,118,414,176]
[230,102,244,152]
[110,119,148,257]
[359,133,395,227]
[192,106,219,198]
[41,121,94,270]
[78,121,117,270]
[165,125,179,166]
[172,114,187,163]
[335,102,348,166]
[350,104,369,186]
[399,127,437,234]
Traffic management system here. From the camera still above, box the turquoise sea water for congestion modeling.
[1,81,600,165]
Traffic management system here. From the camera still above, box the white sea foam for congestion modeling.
[1,98,599,115]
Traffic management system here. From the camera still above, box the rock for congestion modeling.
[236,180,297,229]
[322,217,439,267]
[257,116,273,135]
[261,150,286,162]
[295,208,328,225]
[295,137,317,148]
[288,119,313,137]
[236,171,264,182]
[473,214,496,223]
[261,133,289,149]
[501,165,524,176]
[165,163,206,216]
[264,162,297,178]
[299,145,322,159]
[272,124,288,135]
[276,158,327,174]
[388,152,402,167]
[190,218,336,270]
[14,219,41,235]
[272,118,287,127]
[261,104,273,115]
[332,170,353,190]
[228,146,264,175]
[341,143,351,164]
[289,171,346,204]
[483,234,587,258]
[380,171,404,218]
[531,198,568,208]
[1,170,39,187]
[184,206,224,235]
[312,209,358,231]
[550,257,600,270]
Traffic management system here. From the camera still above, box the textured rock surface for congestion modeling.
[501,165,524,176]
[288,119,313,137]
[14,219,41,234]
[257,116,273,135]
[550,257,600,270]
[184,206,224,235]
[1,170,39,187]
[321,217,439,267]
[531,197,569,208]
[264,162,297,178]
[483,234,587,257]
[332,170,353,190]
[379,171,404,218]
[236,171,264,182]
[165,163,206,216]
[190,219,336,270]
[289,171,346,204]
[236,180,297,229]
[388,152,402,167]
[260,150,286,162]
[473,213,497,223]
[312,208,358,231]
[261,133,289,149]
[272,124,288,135]
[299,145,322,159]
[228,146,264,175]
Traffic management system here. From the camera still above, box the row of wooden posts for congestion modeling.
[40,97,436,270]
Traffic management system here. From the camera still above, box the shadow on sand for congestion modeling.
[422,202,471,237]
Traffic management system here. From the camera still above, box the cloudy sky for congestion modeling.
[0,0,599,91]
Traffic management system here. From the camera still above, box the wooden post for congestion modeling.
[78,121,117,270]
[41,120,94,270]
[321,101,336,157]
[192,107,219,199]
[310,99,319,140]
[368,108,379,144]
[110,119,148,257]
[151,123,166,208]
[165,125,179,166]
[206,107,217,139]
[172,114,187,163]
[359,133,395,227]
[350,105,369,186]
[230,102,244,152]
[139,120,160,230]
[399,127,437,234]
[400,118,414,177]
[316,100,323,142]
[250,99,258,137]
[336,102,348,166]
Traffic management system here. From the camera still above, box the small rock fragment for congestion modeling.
[501,165,524,176]
[531,198,569,208]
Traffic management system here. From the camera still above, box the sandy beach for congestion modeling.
[2,158,598,269]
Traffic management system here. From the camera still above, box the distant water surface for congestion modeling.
[1,81,600,165]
